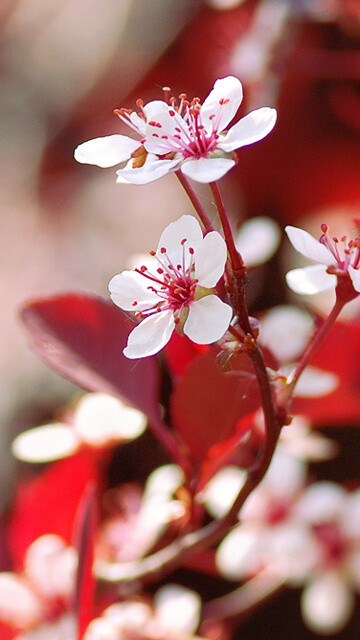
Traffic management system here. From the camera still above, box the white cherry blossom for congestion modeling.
[285,224,360,295]
[109,215,232,359]
[74,77,277,184]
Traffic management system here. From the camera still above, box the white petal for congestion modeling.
[286,264,336,294]
[74,135,140,168]
[184,296,232,344]
[195,231,228,288]
[235,216,281,267]
[301,572,354,635]
[109,270,160,311]
[284,365,338,398]
[144,107,189,155]
[0,573,43,627]
[348,266,360,293]
[201,76,243,132]
[154,585,201,634]
[259,305,314,363]
[202,466,247,519]
[216,525,264,579]
[295,482,345,524]
[220,107,277,152]
[259,450,306,500]
[74,393,147,445]
[342,489,360,537]
[285,226,334,265]
[12,424,79,463]
[156,215,203,268]
[124,311,175,359]
[116,156,179,184]
[181,157,235,183]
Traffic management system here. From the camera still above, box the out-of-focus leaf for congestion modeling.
[20,293,161,424]
[7,452,99,570]
[171,348,261,476]
[165,333,209,378]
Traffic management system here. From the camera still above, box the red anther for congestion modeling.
[321,223,328,233]
[157,268,164,274]
[219,98,230,105]
[189,247,194,255]
[134,311,143,318]
[183,100,190,108]
[113,108,121,116]
[341,236,347,242]
[174,317,180,325]
[150,250,156,256]
[132,300,138,306]
[179,93,187,100]
[161,135,168,139]
[140,265,147,272]
[333,237,339,243]
[136,98,144,108]
[169,110,176,117]
[161,247,167,254]
[181,238,187,245]
[170,97,176,105]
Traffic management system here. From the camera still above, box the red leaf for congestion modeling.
[7,452,99,569]
[171,348,261,469]
[165,332,209,378]
[20,293,161,424]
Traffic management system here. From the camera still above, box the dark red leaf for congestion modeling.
[20,293,161,425]
[171,348,261,469]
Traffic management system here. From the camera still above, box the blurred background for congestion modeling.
[1,1,360,635]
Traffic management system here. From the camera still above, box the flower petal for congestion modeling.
[154,585,201,634]
[301,572,354,635]
[109,270,160,311]
[195,231,227,288]
[184,295,232,344]
[285,226,334,265]
[181,157,235,183]
[74,135,140,168]
[74,393,147,445]
[124,311,175,359]
[12,423,79,463]
[156,215,203,268]
[201,76,243,132]
[295,481,346,524]
[116,156,179,184]
[220,107,277,152]
[259,305,314,363]
[144,107,188,155]
[284,365,338,398]
[235,216,281,267]
[286,264,336,294]
[348,266,360,293]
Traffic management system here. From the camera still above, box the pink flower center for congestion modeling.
[114,88,231,160]
[313,522,350,568]
[132,239,198,321]
[319,223,360,273]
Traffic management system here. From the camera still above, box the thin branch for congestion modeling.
[175,171,214,232]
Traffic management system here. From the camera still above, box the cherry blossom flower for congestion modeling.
[74,76,277,184]
[109,215,232,359]
[285,224,360,296]
[83,585,204,640]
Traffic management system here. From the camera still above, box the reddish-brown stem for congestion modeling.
[286,297,345,397]
[209,181,244,272]
[175,171,214,232]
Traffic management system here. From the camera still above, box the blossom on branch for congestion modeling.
[74,76,277,184]
[109,216,232,359]
[285,224,360,297]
